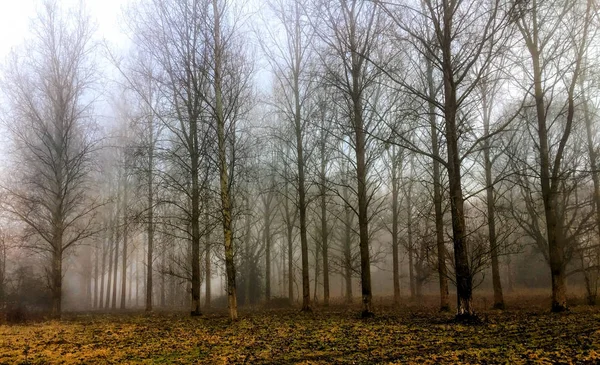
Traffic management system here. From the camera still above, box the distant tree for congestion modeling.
[0,1,100,318]
[314,0,388,318]
[259,0,317,312]
[511,0,594,312]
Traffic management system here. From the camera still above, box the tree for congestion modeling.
[1,0,100,318]
[512,0,594,312]
[315,0,387,318]
[260,0,317,312]
[380,0,510,318]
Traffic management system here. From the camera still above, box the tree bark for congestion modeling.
[146,118,154,312]
[205,211,212,309]
[582,78,599,305]
[440,1,474,318]
[105,233,113,309]
[426,56,450,312]
[111,218,119,310]
[51,246,62,318]
[343,183,353,304]
[482,90,504,309]
[213,0,237,321]
[320,174,330,306]
[265,203,272,302]
[120,177,128,310]
[391,147,401,306]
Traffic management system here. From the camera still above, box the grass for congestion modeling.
[1,295,599,364]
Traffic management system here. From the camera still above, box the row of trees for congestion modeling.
[0,0,599,320]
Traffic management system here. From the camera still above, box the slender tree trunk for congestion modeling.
[94,245,99,309]
[426,56,450,312]
[160,249,166,308]
[320,180,330,306]
[531,47,567,313]
[391,147,401,306]
[213,0,237,321]
[205,214,212,309]
[582,78,600,305]
[313,240,320,304]
[482,90,504,309]
[120,179,128,310]
[286,219,294,304]
[440,5,474,317]
[105,234,113,309]
[128,252,133,307]
[265,207,272,302]
[99,237,107,310]
[284,177,295,303]
[348,29,373,316]
[86,255,92,310]
[189,110,202,316]
[136,254,139,307]
[343,183,353,304]
[51,245,62,318]
[407,175,415,299]
[112,220,119,310]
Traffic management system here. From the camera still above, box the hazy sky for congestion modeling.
[0,0,130,59]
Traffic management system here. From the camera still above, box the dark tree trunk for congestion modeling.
[426,57,450,312]
[51,246,62,318]
[120,180,128,310]
[111,221,119,310]
[440,4,474,317]
[343,183,353,304]
[99,237,107,310]
[391,147,401,306]
[105,234,113,309]
[265,206,272,302]
[321,182,330,306]
[482,90,504,310]
[94,245,99,309]
[205,222,211,309]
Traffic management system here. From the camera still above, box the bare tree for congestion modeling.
[512,0,594,312]
[314,0,387,318]
[259,0,317,312]
[0,1,100,318]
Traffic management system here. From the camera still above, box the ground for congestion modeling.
[1,295,599,364]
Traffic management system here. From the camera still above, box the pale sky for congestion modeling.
[0,0,130,59]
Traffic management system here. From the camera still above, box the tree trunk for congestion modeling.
[391,147,401,306]
[111,220,119,310]
[343,183,353,304]
[313,240,320,304]
[407,176,415,300]
[352,62,373,318]
[99,237,107,310]
[582,78,600,305]
[146,112,154,312]
[426,56,450,312]
[482,90,504,310]
[284,178,295,303]
[120,179,128,310]
[205,219,212,309]
[265,206,272,302]
[531,47,567,313]
[105,234,113,309]
[190,109,202,316]
[213,0,237,321]
[94,245,99,309]
[321,180,330,306]
[440,5,474,317]
[51,247,62,318]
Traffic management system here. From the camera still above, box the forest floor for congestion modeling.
[0,294,599,364]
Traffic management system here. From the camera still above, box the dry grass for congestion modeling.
[1,295,599,364]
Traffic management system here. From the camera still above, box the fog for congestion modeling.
[0,0,598,323]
